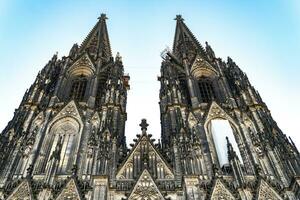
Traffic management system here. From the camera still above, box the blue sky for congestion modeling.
[0,0,299,148]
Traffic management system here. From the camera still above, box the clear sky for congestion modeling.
[0,0,299,148]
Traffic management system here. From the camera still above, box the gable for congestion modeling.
[67,53,96,77]
[56,179,82,200]
[191,55,218,79]
[32,111,45,126]
[91,111,100,127]
[205,102,235,124]
[128,169,164,200]
[211,179,235,200]
[257,180,282,200]
[187,112,198,128]
[116,135,174,180]
[52,100,83,125]
[7,180,33,200]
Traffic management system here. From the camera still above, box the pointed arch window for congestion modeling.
[69,75,87,101]
[36,118,80,175]
[198,78,216,103]
[209,119,242,167]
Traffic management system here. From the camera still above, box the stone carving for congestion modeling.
[56,179,81,200]
[206,102,232,121]
[128,169,164,200]
[7,181,32,200]
[116,134,174,180]
[54,101,82,124]
[210,179,235,200]
[68,54,96,77]
[190,55,217,79]
[257,180,282,200]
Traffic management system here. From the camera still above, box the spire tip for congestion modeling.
[98,13,108,20]
[175,14,184,21]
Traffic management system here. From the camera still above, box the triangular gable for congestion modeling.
[53,100,82,123]
[56,179,82,200]
[187,112,198,128]
[7,180,33,200]
[257,180,282,200]
[116,135,174,180]
[191,54,218,78]
[210,179,235,200]
[128,169,164,200]
[91,111,100,127]
[32,111,45,125]
[67,53,96,77]
[205,101,235,123]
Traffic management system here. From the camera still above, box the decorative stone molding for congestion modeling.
[191,55,218,79]
[56,179,82,200]
[210,179,235,200]
[67,54,96,77]
[128,169,164,200]
[257,180,283,200]
[6,180,33,200]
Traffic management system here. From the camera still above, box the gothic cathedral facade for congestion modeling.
[0,14,299,200]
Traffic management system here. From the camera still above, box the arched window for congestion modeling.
[43,118,80,174]
[208,119,242,167]
[69,75,87,101]
[198,78,216,103]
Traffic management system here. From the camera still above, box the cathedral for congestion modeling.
[0,14,300,200]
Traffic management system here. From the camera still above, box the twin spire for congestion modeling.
[79,13,208,63]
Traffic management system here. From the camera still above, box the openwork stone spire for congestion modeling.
[79,13,112,61]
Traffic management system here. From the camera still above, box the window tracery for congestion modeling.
[69,75,88,101]
[198,78,216,103]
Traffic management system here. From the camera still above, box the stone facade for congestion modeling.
[0,14,299,200]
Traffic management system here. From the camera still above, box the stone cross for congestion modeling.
[139,119,149,131]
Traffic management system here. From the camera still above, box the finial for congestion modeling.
[98,13,108,20]
[139,119,149,131]
[175,15,184,21]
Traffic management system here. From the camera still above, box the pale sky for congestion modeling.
[0,0,299,149]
